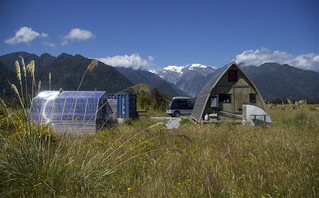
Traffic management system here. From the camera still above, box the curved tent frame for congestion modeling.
[30,90,113,133]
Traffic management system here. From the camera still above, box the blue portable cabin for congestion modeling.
[108,93,137,119]
[30,91,114,133]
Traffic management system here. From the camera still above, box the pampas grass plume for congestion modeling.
[131,84,151,93]
[27,60,35,77]
[15,61,22,84]
[19,56,26,78]
[11,83,19,96]
[87,60,98,72]
[38,80,41,92]
[49,73,51,90]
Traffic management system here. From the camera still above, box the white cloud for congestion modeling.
[62,28,94,46]
[5,27,47,45]
[41,33,48,37]
[97,53,154,69]
[61,40,68,46]
[43,41,56,49]
[235,48,319,72]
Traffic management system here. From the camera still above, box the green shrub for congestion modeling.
[306,105,317,111]
[179,118,192,125]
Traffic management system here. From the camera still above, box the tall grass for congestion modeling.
[0,58,116,197]
[107,110,318,197]
[0,57,318,197]
[0,58,169,197]
[2,106,317,197]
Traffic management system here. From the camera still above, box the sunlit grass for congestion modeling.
[1,105,318,197]
[0,57,318,197]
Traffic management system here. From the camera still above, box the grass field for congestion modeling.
[0,104,318,197]
[1,59,318,197]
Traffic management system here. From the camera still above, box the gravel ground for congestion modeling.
[150,117,189,129]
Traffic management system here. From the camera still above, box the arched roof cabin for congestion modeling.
[191,62,269,124]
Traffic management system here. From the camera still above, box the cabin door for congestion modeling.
[234,87,250,112]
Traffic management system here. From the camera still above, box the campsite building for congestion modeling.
[191,62,271,125]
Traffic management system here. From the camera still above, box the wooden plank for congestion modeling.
[137,110,148,118]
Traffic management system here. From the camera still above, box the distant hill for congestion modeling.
[2,52,318,100]
[0,52,134,97]
[0,52,187,98]
[0,66,18,98]
[36,53,134,92]
[0,52,50,70]
[242,63,319,99]
[37,53,56,68]
[115,67,188,98]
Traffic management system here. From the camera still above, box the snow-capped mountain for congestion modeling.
[156,65,184,84]
[152,64,217,98]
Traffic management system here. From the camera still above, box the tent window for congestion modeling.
[250,94,256,103]
[219,94,231,103]
[210,96,217,107]
[228,70,237,82]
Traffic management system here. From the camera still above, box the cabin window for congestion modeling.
[219,94,231,103]
[210,96,217,107]
[250,94,256,103]
[228,70,237,82]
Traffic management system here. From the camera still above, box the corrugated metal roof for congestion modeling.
[191,64,231,122]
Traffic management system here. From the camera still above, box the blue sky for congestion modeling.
[1,0,318,70]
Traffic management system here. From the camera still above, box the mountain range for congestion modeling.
[242,63,319,99]
[153,64,217,98]
[115,67,187,97]
[0,52,183,98]
[1,52,319,100]
[152,62,319,99]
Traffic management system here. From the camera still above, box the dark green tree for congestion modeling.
[136,91,151,110]
[150,88,169,111]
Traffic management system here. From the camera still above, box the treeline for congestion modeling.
[266,98,319,104]
[136,88,169,111]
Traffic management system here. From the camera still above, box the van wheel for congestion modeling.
[173,111,180,117]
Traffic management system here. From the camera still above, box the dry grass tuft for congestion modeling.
[130,84,151,93]
[19,55,26,78]
[87,59,98,72]
[27,60,35,77]
[15,60,22,85]
[11,83,19,97]
[48,72,51,90]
